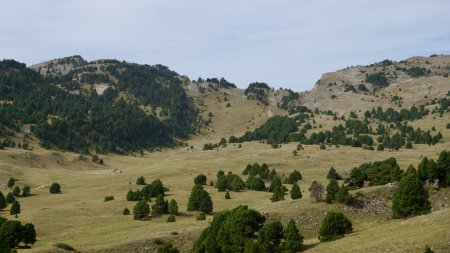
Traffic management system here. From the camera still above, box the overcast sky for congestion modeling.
[2,0,450,91]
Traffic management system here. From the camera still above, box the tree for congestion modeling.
[0,192,6,210]
[22,185,31,197]
[7,178,14,188]
[168,199,178,215]
[392,169,431,218]
[167,215,176,223]
[136,176,146,185]
[309,181,324,202]
[282,219,303,253]
[187,185,213,214]
[318,211,353,242]
[22,223,37,246]
[225,191,230,199]
[246,176,266,191]
[12,186,20,197]
[6,192,15,204]
[270,186,286,202]
[0,220,22,249]
[325,179,340,203]
[123,208,130,215]
[286,170,302,184]
[49,183,61,194]
[269,177,283,192]
[290,182,302,200]
[423,245,434,253]
[10,201,20,216]
[196,212,206,220]
[194,174,207,185]
[335,185,353,205]
[257,221,284,252]
[133,200,150,220]
[326,167,342,180]
[152,195,169,215]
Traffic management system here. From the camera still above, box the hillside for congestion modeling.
[0,55,449,253]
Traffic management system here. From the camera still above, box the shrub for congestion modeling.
[49,183,61,194]
[104,196,114,202]
[0,192,6,210]
[123,208,130,215]
[12,186,20,197]
[326,167,342,180]
[6,192,15,203]
[7,178,15,188]
[168,199,178,215]
[133,200,150,220]
[152,195,169,215]
[10,201,21,216]
[290,182,302,200]
[246,176,266,191]
[136,176,146,185]
[225,191,230,199]
[196,212,206,220]
[318,211,353,241]
[167,215,176,223]
[22,185,31,197]
[282,219,304,253]
[187,185,213,214]
[157,241,179,253]
[286,170,302,184]
[194,174,207,185]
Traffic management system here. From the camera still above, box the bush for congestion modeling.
[318,211,353,241]
[246,176,266,191]
[133,200,150,220]
[10,201,21,216]
[152,195,169,215]
[7,178,15,188]
[187,185,213,214]
[6,192,15,203]
[168,199,178,215]
[49,183,61,194]
[196,212,206,220]
[225,191,230,199]
[12,186,20,197]
[22,185,31,197]
[54,243,76,251]
[290,182,302,200]
[104,196,114,202]
[0,192,6,210]
[136,176,146,185]
[123,208,130,215]
[326,167,342,180]
[157,241,179,253]
[167,215,176,223]
[194,174,207,185]
[286,170,302,184]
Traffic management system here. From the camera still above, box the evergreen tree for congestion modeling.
[282,219,303,253]
[269,177,283,192]
[270,186,286,202]
[0,192,6,210]
[423,245,434,253]
[7,178,15,188]
[10,201,20,216]
[136,176,146,185]
[21,223,37,246]
[257,221,284,252]
[187,185,213,214]
[194,174,207,185]
[392,169,431,218]
[22,185,31,197]
[225,191,230,199]
[286,170,302,184]
[133,200,150,220]
[6,192,15,204]
[0,220,22,249]
[326,167,342,180]
[290,182,302,200]
[318,211,353,242]
[12,186,20,197]
[167,215,176,223]
[335,185,353,205]
[325,179,340,203]
[49,183,61,194]
[246,176,266,191]
[123,208,130,215]
[152,195,169,215]
[196,212,206,220]
[168,199,178,215]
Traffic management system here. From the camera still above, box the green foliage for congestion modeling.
[196,212,206,221]
[194,174,207,185]
[104,196,114,202]
[152,195,169,215]
[423,245,434,253]
[335,185,353,205]
[282,220,303,253]
[22,185,31,197]
[7,178,14,188]
[406,67,427,77]
[5,192,15,204]
[290,182,302,200]
[437,150,450,186]
[318,211,353,242]
[225,191,230,199]
[123,208,130,215]
[0,192,6,210]
[157,241,180,253]
[167,215,176,223]
[279,89,300,110]
[245,176,266,191]
[0,219,25,249]
[133,200,150,220]
[216,173,245,192]
[187,185,213,214]
[326,167,342,180]
[136,176,146,185]
[270,186,286,202]
[257,221,284,252]
[365,72,389,87]
[392,170,431,218]
[140,179,167,199]
[240,116,298,146]
[325,179,340,202]
[126,189,142,201]
[242,163,269,179]
[191,205,266,253]
[347,157,403,188]
[12,186,20,197]
[22,223,37,246]
[168,199,179,215]
[49,183,61,194]
[244,82,270,105]
[286,170,302,184]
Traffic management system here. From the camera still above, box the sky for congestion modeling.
[1,0,450,91]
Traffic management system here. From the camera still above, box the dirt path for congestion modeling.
[267,93,276,117]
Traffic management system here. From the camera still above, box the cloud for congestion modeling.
[1,0,449,91]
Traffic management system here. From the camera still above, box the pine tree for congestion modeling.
[133,200,150,220]
[318,211,353,241]
[0,192,6,210]
[6,192,15,204]
[270,186,285,202]
[136,176,146,185]
[423,245,434,253]
[123,208,130,215]
[282,219,303,253]
[335,185,353,205]
[187,185,213,214]
[325,179,340,203]
[257,221,284,252]
[167,215,176,223]
[194,174,207,185]
[168,199,178,215]
[10,201,21,216]
[225,191,230,199]
[12,186,20,197]
[290,182,302,200]
[22,185,31,197]
[326,167,342,180]
[7,178,15,188]
[152,195,169,215]
[49,183,61,194]
[392,169,431,218]
[21,223,37,246]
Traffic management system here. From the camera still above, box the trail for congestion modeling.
[32,184,48,190]
[267,93,276,117]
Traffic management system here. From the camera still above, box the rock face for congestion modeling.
[30,55,87,75]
